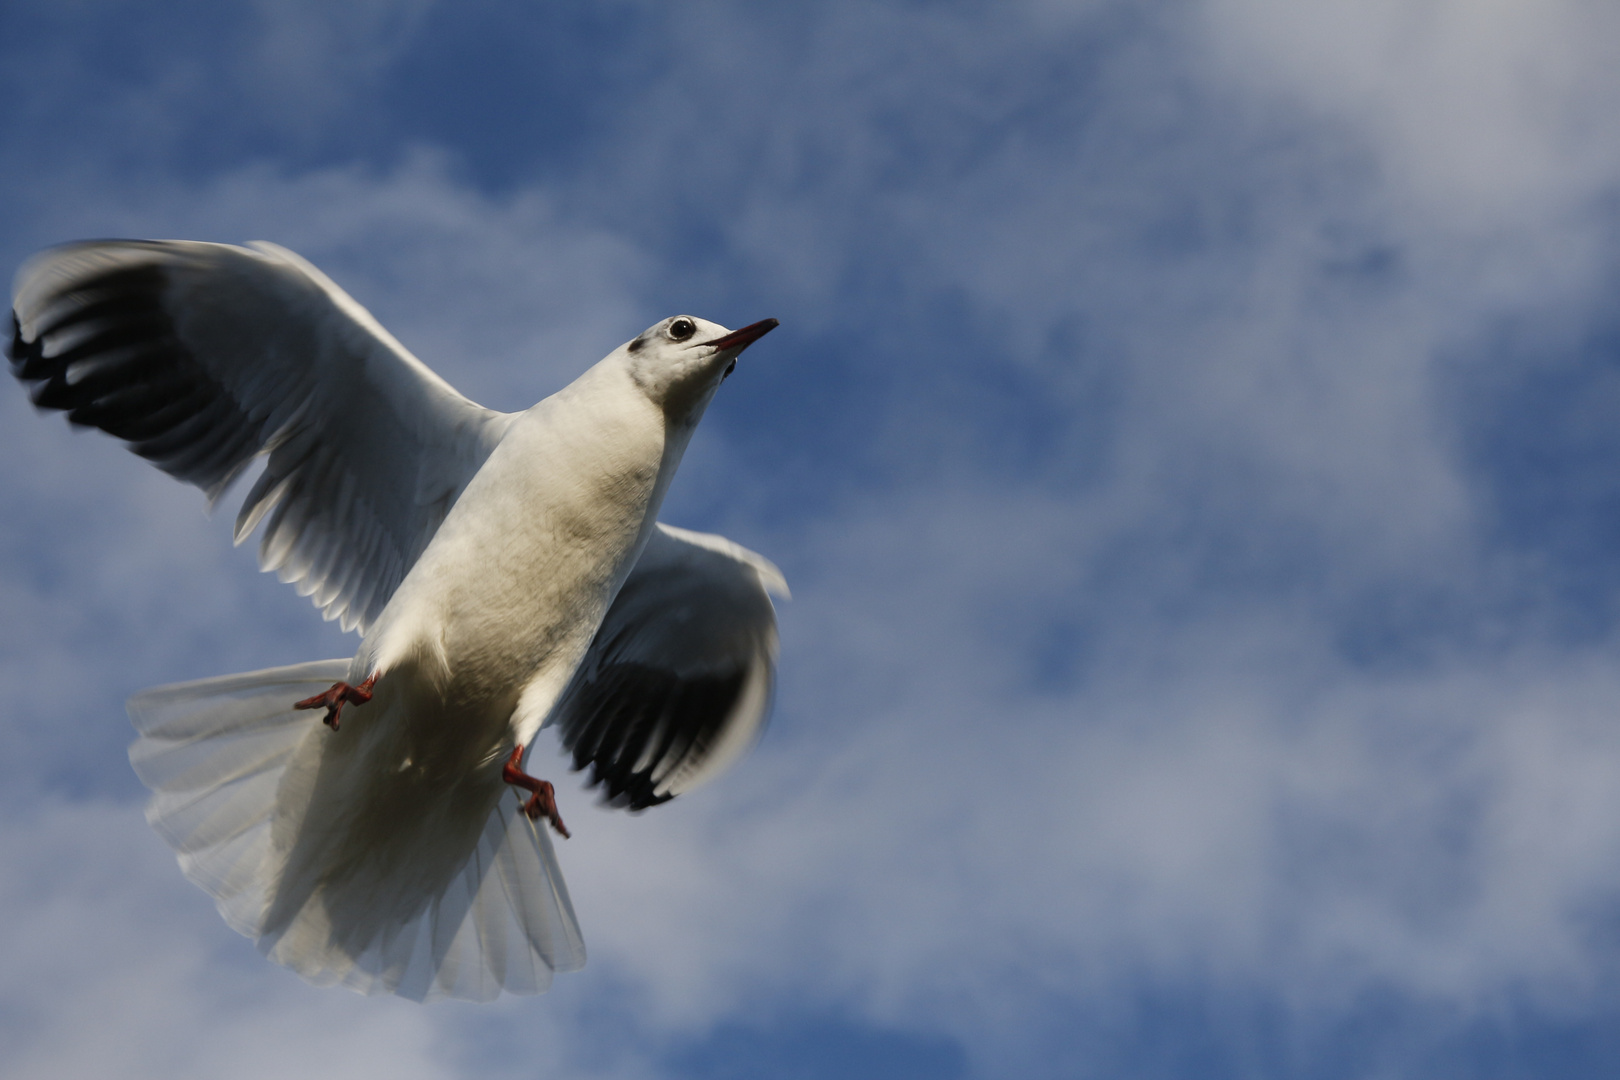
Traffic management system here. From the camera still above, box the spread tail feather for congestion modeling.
[127,661,586,1002]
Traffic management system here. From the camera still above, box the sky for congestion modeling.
[4,1,1620,1077]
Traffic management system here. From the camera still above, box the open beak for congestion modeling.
[704,318,779,353]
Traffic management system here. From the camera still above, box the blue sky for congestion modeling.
[5,1,1620,1077]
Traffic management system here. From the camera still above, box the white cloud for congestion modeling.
[1199,0,1620,226]
[245,0,436,131]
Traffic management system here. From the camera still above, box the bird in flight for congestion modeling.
[8,240,786,1001]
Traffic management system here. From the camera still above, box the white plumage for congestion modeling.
[8,240,784,1001]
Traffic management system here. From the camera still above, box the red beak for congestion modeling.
[704,318,779,352]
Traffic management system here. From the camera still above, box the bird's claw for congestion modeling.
[503,746,570,838]
[294,674,377,730]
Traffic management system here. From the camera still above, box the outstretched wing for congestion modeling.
[8,240,513,632]
[552,523,788,810]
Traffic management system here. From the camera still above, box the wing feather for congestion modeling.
[552,523,787,811]
[9,240,513,632]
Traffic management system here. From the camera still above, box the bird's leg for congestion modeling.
[293,673,378,731]
[503,746,571,838]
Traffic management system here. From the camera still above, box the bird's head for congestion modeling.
[622,315,778,423]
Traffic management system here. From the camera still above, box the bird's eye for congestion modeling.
[667,317,696,341]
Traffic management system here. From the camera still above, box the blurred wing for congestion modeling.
[552,523,788,810]
[8,240,513,632]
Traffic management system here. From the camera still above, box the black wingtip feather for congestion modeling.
[556,662,748,812]
[9,262,263,498]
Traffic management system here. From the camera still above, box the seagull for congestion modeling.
[7,240,786,1002]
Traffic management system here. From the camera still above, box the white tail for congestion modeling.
[127,660,586,1002]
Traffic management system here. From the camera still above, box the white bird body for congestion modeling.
[8,239,785,1001]
[265,355,685,974]
[361,349,682,741]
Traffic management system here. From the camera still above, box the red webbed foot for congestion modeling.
[294,673,378,731]
[503,746,571,838]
